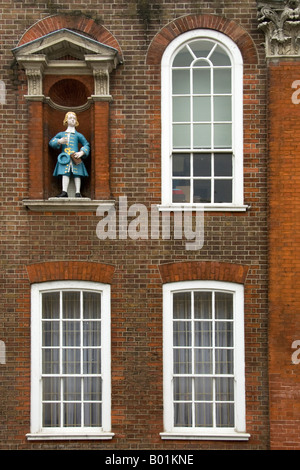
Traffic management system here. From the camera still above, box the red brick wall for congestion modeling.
[268,61,300,450]
[0,2,270,450]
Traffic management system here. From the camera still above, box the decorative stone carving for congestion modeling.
[258,0,300,57]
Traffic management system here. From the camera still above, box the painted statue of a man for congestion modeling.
[49,111,90,198]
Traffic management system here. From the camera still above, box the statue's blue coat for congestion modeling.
[49,131,90,177]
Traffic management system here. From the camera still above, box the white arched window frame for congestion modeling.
[160,30,247,212]
[161,280,250,441]
[27,280,113,441]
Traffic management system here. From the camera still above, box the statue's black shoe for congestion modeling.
[75,193,82,198]
[56,191,68,198]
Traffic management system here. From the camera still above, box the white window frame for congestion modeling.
[160,29,247,212]
[161,280,250,441]
[27,280,114,440]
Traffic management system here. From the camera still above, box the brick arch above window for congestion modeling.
[158,261,249,285]
[146,14,258,66]
[26,261,115,285]
[17,14,122,57]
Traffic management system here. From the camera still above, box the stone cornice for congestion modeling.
[257,0,300,58]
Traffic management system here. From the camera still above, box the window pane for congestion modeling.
[195,348,213,374]
[215,349,233,374]
[63,348,81,374]
[214,180,232,203]
[189,40,214,58]
[43,403,60,427]
[215,292,233,319]
[174,402,192,427]
[215,321,233,347]
[210,45,231,66]
[195,321,212,347]
[63,292,80,319]
[173,321,192,346]
[173,377,192,401]
[64,403,81,427]
[193,124,211,148]
[43,321,59,347]
[194,291,212,318]
[83,321,101,347]
[42,292,60,319]
[84,403,102,427]
[194,180,211,203]
[214,123,232,148]
[216,377,234,401]
[43,377,60,401]
[173,154,190,177]
[173,96,190,122]
[63,377,81,401]
[173,124,190,148]
[63,320,80,346]
[216,403,234,427]
[173,349,192,374]
[214,96,232,121]
[193,96,211,122]
[195,403,213,427]
[173,46,193,67]
[193,68,211,94]
[214,68,231,94]
[195,377,213,401]
[42,348,59,374]
[83,292,101,319]
[83,348,101,374]
[84,377,102,401]
[173,292,191,319]
[214,154,232,177]
[172,179,190,203]
[173,69,190,94]
[193,154,211,177]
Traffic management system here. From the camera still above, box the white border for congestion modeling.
[161,280,250,441]
[161,29,245,211]
[27,280,113,441]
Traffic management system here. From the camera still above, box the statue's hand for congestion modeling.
[73,151,84,159]
[58,137,68,145]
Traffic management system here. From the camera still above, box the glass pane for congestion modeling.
[173,154,190,177]
[174,402,192,427]
[195,403,213,427]
[195,321,212,347]
[195,377,213,401]
[172,69,190,94]
[214,68,231,94]
[63,292,80,319]
[173,349,192,374]
[215,292,233,319]
[215,321,233,347]
[42,321,59,347]
[84,403,102,427]
[173,377,192,401]
[194,348,213,374]
[173,46,193,67]
[173,292,191,319]
[193,96,211,122]
[42,292,60,319]
[214,154,232,177]
[194,291,212,318]
[172,179,190,203]
[193,68,211,94]
[173,124,190,148]
[194,180,211,203]
[63,377,81,401]
[63,348,81,374]
[216,377,234,401]
[43,377,60,401]
[43,403,60,427]
[42,348,60,374]
[64,402,81,427]
[189,40,214,58]
[210,45,231,66]
[193,154,211,177]
[214,180,232,203]
[193,124,211,148]
[216,403,234,427]
[214,96,232,121]
[215,349,233,374]
[194,59,210,67]
[63,321,80,346]
[173,96,190,122]
[173,321,191,346]
[84,377,102,401]
[83,348,101,374]
[83,321,101,347]
[214,123,232,148]
[83,292,101,319]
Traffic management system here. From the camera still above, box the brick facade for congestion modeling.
[0,0,296,451]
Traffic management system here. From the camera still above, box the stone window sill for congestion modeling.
[22,198,115,212]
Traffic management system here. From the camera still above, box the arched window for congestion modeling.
[161,30,245,211]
